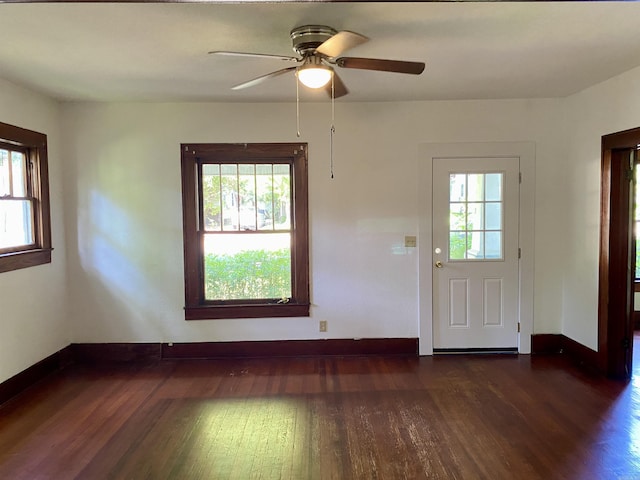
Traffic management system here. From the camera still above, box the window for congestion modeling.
[0,122,52,273]
[448,172,503,260]
[181,143,309,320]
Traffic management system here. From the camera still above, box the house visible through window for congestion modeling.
[0,122,52,273]
[181,143,309,319]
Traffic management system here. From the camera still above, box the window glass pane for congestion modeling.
[0,199,34,249]
[467,174,484,202]
[238,164,257,231]
[485,202,502,230]
[467,230,484,259]
[485,231,502,259]
[273,164,291,230]
[256,164,274,231]
[203,232,291,300]
[485,173,502,201]
[450,174,466,202]
[0,150,9,196]
[449,203,466,231]
[221,164,239,231]
[466,203,484,230]
[11,151,26,197]
[449,232,466,260]
[202,164,221,231]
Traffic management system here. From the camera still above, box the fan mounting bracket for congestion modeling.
[290,25,337,57]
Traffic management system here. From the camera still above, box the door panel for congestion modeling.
[433,157,519,350]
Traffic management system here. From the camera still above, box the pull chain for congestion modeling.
[330,74,335,179]
[296,73,301,138]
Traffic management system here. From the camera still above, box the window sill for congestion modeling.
[0,248,52,274]
[185,302,310,320]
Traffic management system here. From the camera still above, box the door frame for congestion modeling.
[418,142,535,355]
[599,128,638,378]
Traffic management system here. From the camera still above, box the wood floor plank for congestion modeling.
[0,342,639,479]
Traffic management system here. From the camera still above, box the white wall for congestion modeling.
[4,65,634,373]
[561,65,640,350]
[61,98,566,345]
[0,78,69,383]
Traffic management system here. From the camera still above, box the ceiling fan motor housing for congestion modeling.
[290,25,337,56]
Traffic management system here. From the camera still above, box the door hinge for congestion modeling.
[518,248,521,259]
[517,322,521,333]
[519,172,522,184]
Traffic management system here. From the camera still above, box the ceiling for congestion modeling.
[1,2,640,103]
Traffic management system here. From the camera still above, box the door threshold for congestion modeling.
[433,347,518,355]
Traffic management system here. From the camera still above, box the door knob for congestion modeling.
[435,260,443,268]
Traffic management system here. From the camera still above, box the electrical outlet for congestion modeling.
[319,320,327,332]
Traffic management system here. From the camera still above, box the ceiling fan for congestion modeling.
[209,25,426,98]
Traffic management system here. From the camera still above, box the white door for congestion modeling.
[432,156,520,350]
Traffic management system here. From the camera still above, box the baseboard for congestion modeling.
[70,343,161,363]
[561,335,600,372]
[531,334,600,373]
[161,338,419,359]
[0,346,72,406]
[530,334,564,354]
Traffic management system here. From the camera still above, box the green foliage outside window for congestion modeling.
[204,249,291,300]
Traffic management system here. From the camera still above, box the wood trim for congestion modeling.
[561,336,600,373]
[635,310,640,330]
[0,248,52,274]
[0,346,71,406]
[602,126,640,150]
[161,338,419,359]
[598,147,613,373]
[531,334,600,373]
[186,303,310,320]
[599,128,639,378]
[530,334,564,354]
[70,343,161,363]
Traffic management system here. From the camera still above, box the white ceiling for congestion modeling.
[1,2,640,103]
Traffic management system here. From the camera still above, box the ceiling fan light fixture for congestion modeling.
[297,56,332,89]
[298,66,332,88]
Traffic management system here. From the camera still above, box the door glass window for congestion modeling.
[449,172,504,260]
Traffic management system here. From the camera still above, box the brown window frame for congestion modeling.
[181,143,310,320]
[0,122,52,273]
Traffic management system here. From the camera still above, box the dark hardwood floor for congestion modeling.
[1,341,639,480]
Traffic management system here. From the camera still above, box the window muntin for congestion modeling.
[181,143,309,320]
[449,172,504,260]
[0,122,51,273]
